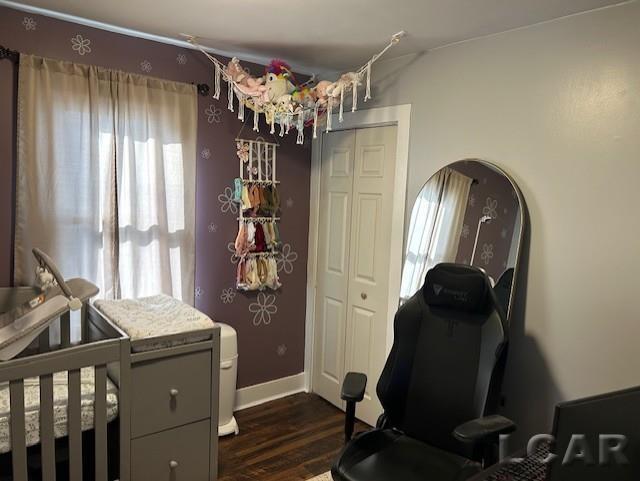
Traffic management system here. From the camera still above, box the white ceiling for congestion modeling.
[4,0,626,72]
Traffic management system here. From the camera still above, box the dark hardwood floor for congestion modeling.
[219,393,369,481]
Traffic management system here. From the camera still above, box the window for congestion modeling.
[15,55,197,303]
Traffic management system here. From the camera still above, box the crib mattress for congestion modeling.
[0,368,119,454]
[94,295,214,352]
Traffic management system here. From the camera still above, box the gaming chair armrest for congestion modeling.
[340,372,368,443]
[453,415,516,444]
[341,372,367,403]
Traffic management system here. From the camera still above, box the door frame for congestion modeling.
[305,104,412,392]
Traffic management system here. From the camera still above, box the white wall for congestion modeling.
[358,1,640,444]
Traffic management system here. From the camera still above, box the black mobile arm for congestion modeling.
[340,372,367,443]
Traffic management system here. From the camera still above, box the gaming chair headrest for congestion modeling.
[423,263,495,315]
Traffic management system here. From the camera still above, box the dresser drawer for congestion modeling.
[131,350,211,438]
[131,420,211,481]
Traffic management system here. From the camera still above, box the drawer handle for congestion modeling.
[169,388,179,397]
[169,460,179,469]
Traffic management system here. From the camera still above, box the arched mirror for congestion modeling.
[400,159,525,320]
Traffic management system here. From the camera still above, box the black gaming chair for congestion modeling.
[332,263,515,481]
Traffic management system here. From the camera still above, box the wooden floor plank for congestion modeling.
[219,393,368,481]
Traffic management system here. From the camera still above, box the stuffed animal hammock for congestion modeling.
[185,31,406,144]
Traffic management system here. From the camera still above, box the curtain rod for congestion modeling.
[0,44,210,96]
[0,45,19,64]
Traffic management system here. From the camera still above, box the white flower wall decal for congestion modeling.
[249,293,277,326]
[461,224,470,239]
[140,60,152,73]
[218,186,239,214]
[482,197,498,219]
[195,286,203,298]
[71,34,91,56]
[480,243,494,265]
[205,104,222,123]
[176,53,187,65]
[276,244,298,274]
[22,17,37,31]
[277,344,287,356]
[227,242,239,264]
[208,223,218,233]
[201,148,211,159]
[220,288,236,304]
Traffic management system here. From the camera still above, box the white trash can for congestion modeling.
[218,323,239,436]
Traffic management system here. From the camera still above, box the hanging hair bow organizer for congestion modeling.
[233,138,283,291]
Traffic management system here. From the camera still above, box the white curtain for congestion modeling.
[15,55,197,303]
[400,167,472,300]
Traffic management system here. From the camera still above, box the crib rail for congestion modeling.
[1,310,130,481]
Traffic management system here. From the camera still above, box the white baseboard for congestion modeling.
[234,372,307,411]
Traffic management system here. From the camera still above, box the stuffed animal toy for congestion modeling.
[266,59,293,79]
[245,75,265,90]
[340,72,360,84]
[265,72,295,102]
[240,80,270,104]
[275,94,295,115]
[291,86,315,109]
[226,58,248,83]
[325,72,358,99]
[227,58,270,103]
[35,266,57,292]
[263,59,297,102]
[312,80,333,106]
[325,81,342,99]
[326,72,361,99]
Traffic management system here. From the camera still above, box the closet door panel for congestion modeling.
[313,130,356,408]
[321,297,344,383]
[352,193,382,283]
[326,192,350,275]
[347,305,375,400]
[344,126,398,426]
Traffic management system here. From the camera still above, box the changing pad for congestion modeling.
[94,295,214,352]
[0,368,119,454]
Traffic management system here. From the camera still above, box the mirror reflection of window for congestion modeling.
[399,159,524,320]
[400,168,473,301]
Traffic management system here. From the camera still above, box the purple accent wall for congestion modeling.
[0,56,16,288]
[0,6,312,388]
[452,160,519,281]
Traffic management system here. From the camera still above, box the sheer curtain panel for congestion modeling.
[15,55,197,303]
[400,168,472,300]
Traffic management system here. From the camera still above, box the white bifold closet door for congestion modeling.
[313,125,398,426]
